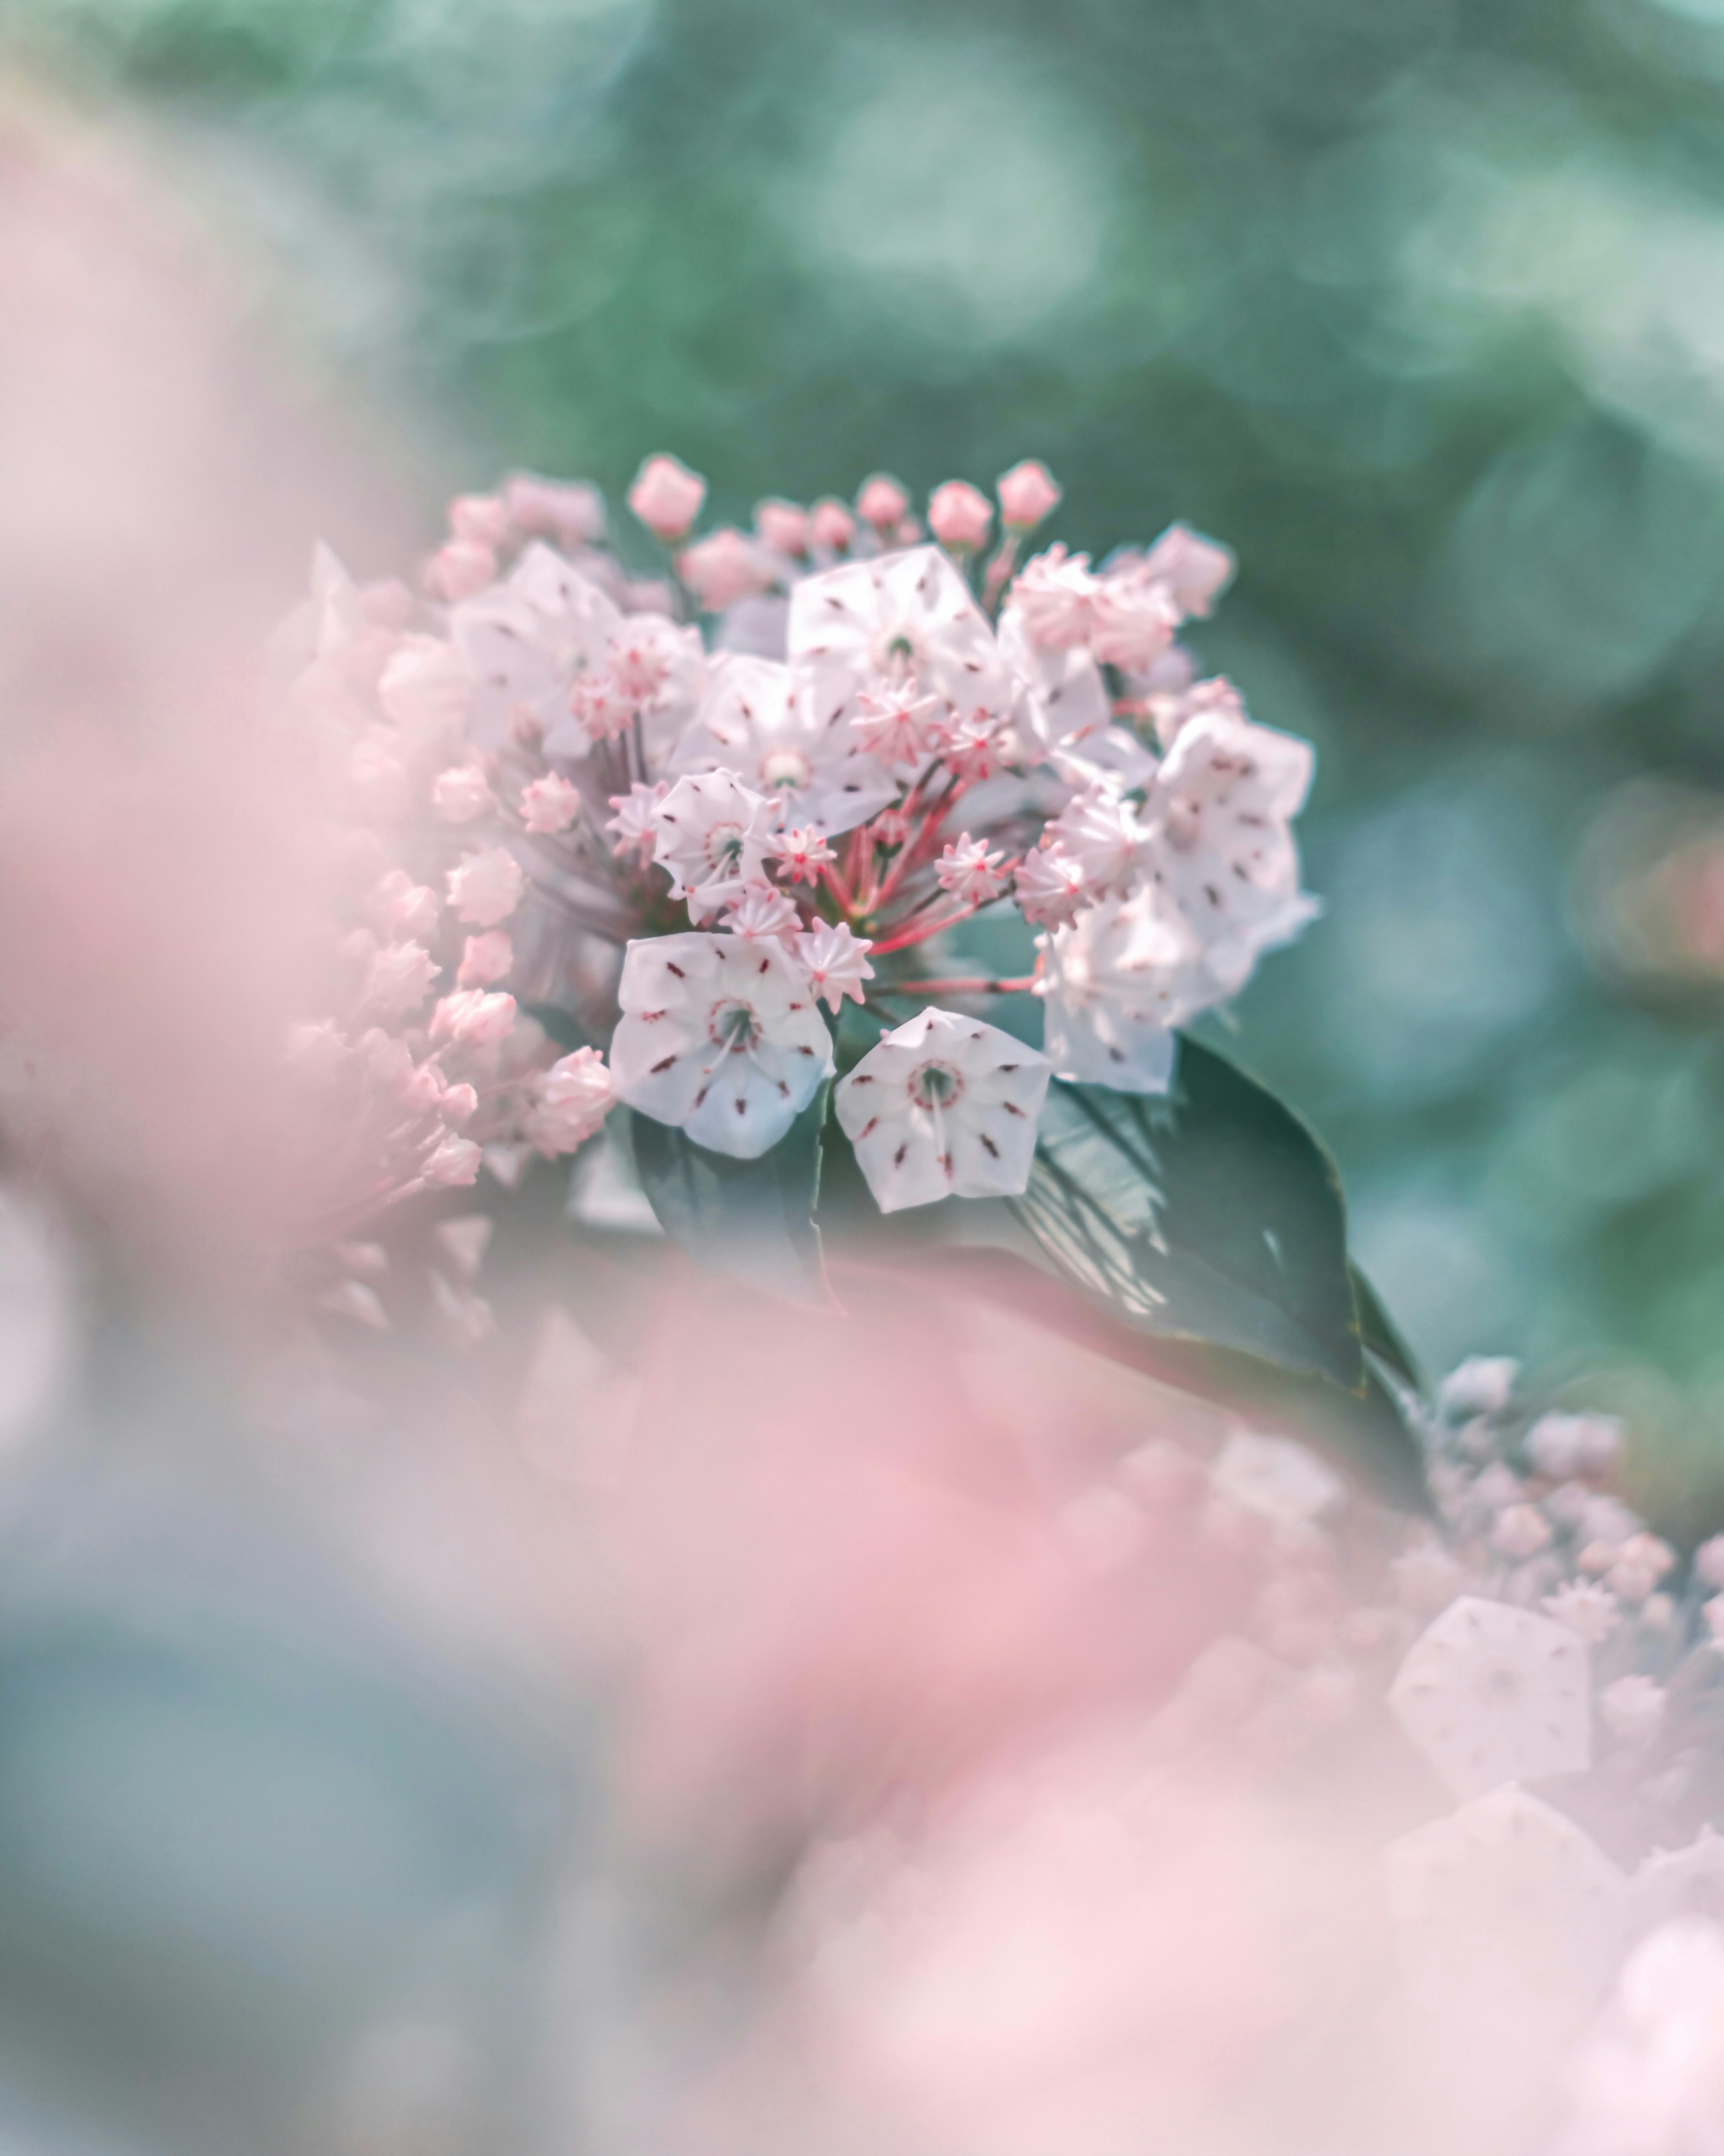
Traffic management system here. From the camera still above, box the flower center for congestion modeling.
[909,1059,963,1110]
[1474,1658,1523,1707]
[703,822,747,874]
[710,1000,761,1051]
[760,748,812,794]
[872,622,925,681]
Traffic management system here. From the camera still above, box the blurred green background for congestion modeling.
[12,0,1724,1419]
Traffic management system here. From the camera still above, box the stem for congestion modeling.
[881,974,1036,998]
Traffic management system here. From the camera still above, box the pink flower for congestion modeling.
[810,498,856,552]
[431,758,497,824]
[431,988,518,1045]
[937,835,1009,908]
[422,1133,483,1188]
[607,627,673,703]
[503,472,604,547]
[857,473,910,529]
[996,459,1061,530]
[1089,573,1182,671]
[375,868,440,941]
[796,919,874,1012]
[724,883,803,948]
[569,671,637,743]
[627,453,706,541]
[520,772,581,835]
[286,1020,352,1081]
[605,780,667,865]
[525,1048,613,1156]
[440,1081,478,1126]
[930,710,1003,785]
[457,931,513,987]
[1011,544,1101,650]
[772,826,837,884]
[448,493,508,548]
[1015,842,1089,928]
[679,527,775,612]
[1140,522,1235,619]
[365,939,440,1018]
[927,480,993,552]
[447,847,524,926]
[755,498,811,556]
[423,538,497,602]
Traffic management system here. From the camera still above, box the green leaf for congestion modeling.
[1350,1261,1423,1392]
[881,1241,1427,1512]
[1010,1040,1364,1390]
[627,1086,833,1307]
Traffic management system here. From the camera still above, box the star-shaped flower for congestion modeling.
[609,933,834,1159]
[1389,1595,1592,1801]
[670,654,897,835]
[796,920,873,1012]
[835,1007,1051,1213]
[651,770,777,920]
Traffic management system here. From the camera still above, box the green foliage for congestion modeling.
[628,1087,832,1306]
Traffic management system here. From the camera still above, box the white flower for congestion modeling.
[1385,1785,1626,2023]
[524,1048,612,1156]
[669,653,896,836]
[796,920,874,1012]
[1033,888,1189,1094]
[1437,1356,1519,1420]
[1543,1580,1620,1645]
[834,1007,1051,1213]
[452,542,621,752]
[997,603,1110,751]
[1696,1536,1724,1592]
[608,933,834,1160]
[651,770,777,920]
[447,847,525,927]
[1136,697,1319,981]
[1209,1432,1344,1536]
[1632,1829,1724,1934]
[1139,521,1236,618]
[1550,1919,1724,2156]
[787,544,1018,733]
[1389,1595,1591,1800]
[1600,1674,1666,1748]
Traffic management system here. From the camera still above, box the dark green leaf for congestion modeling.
[627,1087,833,1307]
[1010,1040,1364,1390]
[1350,1261,1423,1392]
[878,1242,1427,1512]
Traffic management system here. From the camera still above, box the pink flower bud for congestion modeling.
[431,989,517,1046]
[623,578,675,616]
[857,473,910,529]
[423,1134,482,1188]
[440,1082,479,1127]
[431,759,497,824]
[996,458,1061,529]
[810,498,856,552]
[423,538,496,602]
[458,931,513,987]
[754,498,810,556]
[928,480,994,551]
[627,453,706,541]
[678,527,774,612]
[448,493,508,548]
[503,473,604,547]
[520,772,581,835]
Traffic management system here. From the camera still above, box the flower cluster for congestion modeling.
[281,451,1319,1227]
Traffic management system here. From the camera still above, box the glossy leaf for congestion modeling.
[1010,1040,1364,1390]
[627,1086,833,1306]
